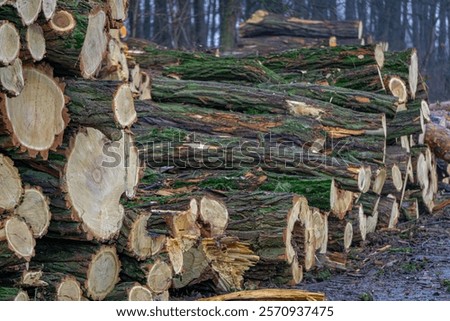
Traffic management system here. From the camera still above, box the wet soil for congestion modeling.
[300,196,450,301]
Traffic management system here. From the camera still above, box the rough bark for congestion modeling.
[239,10,363,39]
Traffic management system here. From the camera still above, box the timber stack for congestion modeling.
[0,4,446,301]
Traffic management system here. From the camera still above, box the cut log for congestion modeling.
[26,23,46,61]
[100,36,129,81]
[33,241,120,300]
[172,246,210,289]
[0,216,35,269]
[36,273,82,301]
[65,79,136,139]
[201,236,259,291]
[0,58,24,97]
[0,65,67,158]
[106,282,153,301]
[0,287,29,301]
[401,198,419,221]
[151,78,387,138]
[387,76,408,103]
[42,0,57,20]
[14,187,51,238]
[384,49,418,99]
[0,154,22,212]
[377,195,399,229]
[239,10,363,39]
[425,122,450,162]
[270,82,398,118]
[15,0,43,25]
[109,0,127,22]
[44,5,108,78]
[387,108,424,140]
[0,21,20,66]
[117,210,166,261]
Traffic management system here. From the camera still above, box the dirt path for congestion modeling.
[300,200,450,301]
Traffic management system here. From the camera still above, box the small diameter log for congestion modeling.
[0,58,24,97]
[15,0,43,25]
[0,65,67,158]
[36,273,82,301]
[0,287,29,301]
[100,36,129,81]
[44,5,108,78]
[14,187,51,238]
[382,146,411,195]
[202,236,259,291]
[384,49,418,100]
[65,79,137,140]
[120,256,173,294]
[387,76,408,103]
[401,198,419,221]
[117,210,166,261]
[33,241,120,300]
[0,21,20,66]
[106,282,153,301]
[25,24,46,61]
[377,195,399,229]
[0,154,22,212]
[0,216,35,269]
[240,10,363,39]
[109,0,128,22]
[42,0,57,20]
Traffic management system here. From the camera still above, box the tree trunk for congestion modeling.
[220,0,239,51]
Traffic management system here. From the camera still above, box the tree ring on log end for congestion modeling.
[0,22,20,66]
[146,260,173,294]
[343,222,353,251]
[113,84,137,128]
[391,164,403,192]
[16,0,42,26]
[372,167,387,194]
[409,49,418,99]
[65,128,126,241]
[129,213,153,260]
[5,216,35,261]
[374,43,385,68]
[109,0,127,21]
[14,187,51,238]
[199,196,228,237]
[129,285,153,301]
[166,238,183,275]
[57,276,82,301]
[388,77,408,103]
[49,10,76,33]
[4,66,67,158]
[291,257,303,285]
[311,208,325,251]
[80,9,108,78]
[0,154,22,212]
[421,100,430,122]
[330,179,353,219]
[357,205,367,241]
[86,246,120,300]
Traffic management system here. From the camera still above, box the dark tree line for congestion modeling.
[127,0,450,101]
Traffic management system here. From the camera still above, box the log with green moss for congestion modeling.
[32,240,120,300]
[239,10,363,39]
[383,49,418,99]
[42,1,109,78]
[0,287,28,301]
[133,120,369,192]
[267,82,398,118]
[65,78,137,140]
[387,108,424,140]
[150,78,387,137]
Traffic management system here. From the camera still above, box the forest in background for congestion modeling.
[126,0,450,102]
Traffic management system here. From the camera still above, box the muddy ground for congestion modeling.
[300,195,450,301]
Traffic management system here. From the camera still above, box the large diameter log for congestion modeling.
[0,66,68,159]
[425,122,450,162]
[42,0,57,20]
[33,241,120,300]
[239,10,363,39]
[151,78,387,137]
[0,58,24,97]
[36,273,82,301]
[65,79,137,139]
[134,125,368,192]
[0,154,22,212]
[0,21,20,66]
[0,216,35,269]
[44,5,108,78]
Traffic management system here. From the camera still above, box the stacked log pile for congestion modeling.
[0,4,446,301]
[235,10,365,55]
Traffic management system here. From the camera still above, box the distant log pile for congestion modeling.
[235,10,365,55]
[0,5,446,301]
